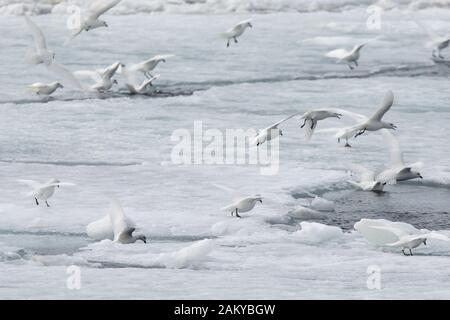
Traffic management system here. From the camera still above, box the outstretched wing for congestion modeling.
[88,0,121,20]
[24,16,47,52]
[18,179,41,189]
[370,90,394,121]
[266,112,302,130]
[381,129,404,167]
[100,61,120,79]
[47,62,83,89]
[108,199,130,242]
[349,164,375,182]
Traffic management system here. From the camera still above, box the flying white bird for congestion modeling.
[18,178,75,207]
[351,90,397,138]
[222,195,263,218]
[370,225,449,256]
[75,61,121,92]
[24,16,54,66]
[109,199,146,244]
[124,55,174,79]
[299,109,342,141]
[348,164,385,192]
[28,81,63,98]
[126,75,159,94]
[68,0,121,40]
[222,19,253,48]
[376,130,423,184]
[325,42,368,69]
[415,19,450,59]
[253,112,302,146]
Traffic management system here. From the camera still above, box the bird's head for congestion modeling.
[388,123,397,130]
[334,113,343,119]
[49,178,60,187]
[136,234,147,244]
[413,171,423,179]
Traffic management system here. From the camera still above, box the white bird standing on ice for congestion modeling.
[376,130,423,184]
[370,225,449,256]
[253,112,301,146]
[126,75,159,94]
[124,55,174,79]
[69,0,121,40]
[28,82,63,98]
[109,199,146,244]
[222,19,252,48]
[75,61,121,92]
[325,42,368,69]
[24,15,54,65]
[222,195,263,218]
[348,164,385,192]
[299,109,342,141]
[18,178,75,207]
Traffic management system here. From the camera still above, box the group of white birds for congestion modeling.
[25,0,175,98]
[19,2,448,253]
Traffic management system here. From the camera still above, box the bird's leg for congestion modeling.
[45,201,50,207]
[402,249,407,256]
[344,138,351,148]
[409,249,413,256]
[354,129,366,138]
[348,64,354,70]
[235,208,241,218]
[354,60,358,67]
[310,120,316,130]
[35,198,39,206]
[227,40,230,48]
[234,37,238,44]
[231,211,234,217]
[300,119,307,128]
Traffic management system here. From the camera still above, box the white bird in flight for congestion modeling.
[348,164,385,192]
[325,42,368,69]
[126,75,159,94]
[376,130,423,184]
[222,19,253,48]
[69,0,121,40]
[109,199,146,244]
[24,15,54,66]
[18,178,75,207]
[370,225,449,256]
[348,90,397,139]
[299,109,343,141]
[415,19,450,59]
[28,81,63,98]
[75,61,121,92]
[253,112,301,146]
[222,195,263,218]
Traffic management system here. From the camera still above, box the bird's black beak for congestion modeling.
[419,175,423,179]
[259,199,263,203]
[57,185,60,188]
[162,59,166,63]
[423,239,427,245]
[249,23,253,28]
[105,23,109,27]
